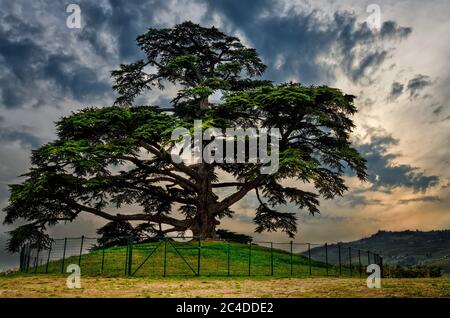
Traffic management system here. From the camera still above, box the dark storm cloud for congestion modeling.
[345,50,388,82]
[407,74,432,98]
[389,81,404,100]
[76,0,168,61]
[342,193,383,208]
[43,54,110,101]
[0,3,112,109]
[398,196,442,204]
[0,0,414,110]
[0,22,46,108]
[379,21,412,39]
[433,105,443,115]
[356,134,439,192]
[0,0,201,110]
[0,129,41,149]
[205,1,412,84]
[443,180,450,189]
[203,0,271,27]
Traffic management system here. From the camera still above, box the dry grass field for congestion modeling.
[1,275,450,298]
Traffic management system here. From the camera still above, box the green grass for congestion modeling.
[26,240,357,278]
[427,258,450,274]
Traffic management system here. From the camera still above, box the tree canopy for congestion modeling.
[3,21,366,252]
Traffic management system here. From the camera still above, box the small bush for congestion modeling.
[216,229,253,244]
[383,264,442,278]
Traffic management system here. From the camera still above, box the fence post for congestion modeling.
[270,242,274,276]
[227,241,230,277]
[78,235,84,266]
[308,243,312,276]
[338,245,341,276]
[101,247,105,274]
[21,245,25,273]
[163,238,167,277]
[124,242,129,276]
[380,256,383,278]
[45,241,53,273]
[325,243,328,277]
[61,238,67,274]
[248,242,252,276]
[290,241,293,276]
[127,236,133,276]
[349,247,352,277]
[358,249,362,277]
[197,238,201,277]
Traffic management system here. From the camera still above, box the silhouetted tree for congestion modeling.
[3,22,366,252]
[216,229,253,244]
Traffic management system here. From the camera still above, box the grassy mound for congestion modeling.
[26,240,351,277]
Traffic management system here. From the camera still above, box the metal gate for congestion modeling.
[129,238,200,277]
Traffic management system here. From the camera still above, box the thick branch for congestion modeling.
[118,154,199,191]
[138,141,201,181]
[215,176,265,212]
[65,199,189,229]
[211,182,245,188]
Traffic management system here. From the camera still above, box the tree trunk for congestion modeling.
[190,162,219,239]
[190,210,219,239]
[199,96,209,109]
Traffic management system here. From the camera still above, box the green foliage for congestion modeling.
[95,221,159,248]
[112,21,266,106]
[383,265,442,278]
[216,229,253,244]
[7,224,52,253]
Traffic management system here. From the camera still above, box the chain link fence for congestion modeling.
[19,236,383,278]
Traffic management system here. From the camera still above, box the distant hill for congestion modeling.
[308,230,450,274]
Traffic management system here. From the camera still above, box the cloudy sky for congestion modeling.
[1,0,449,269]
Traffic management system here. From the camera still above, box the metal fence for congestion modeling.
[19,236,383,278]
